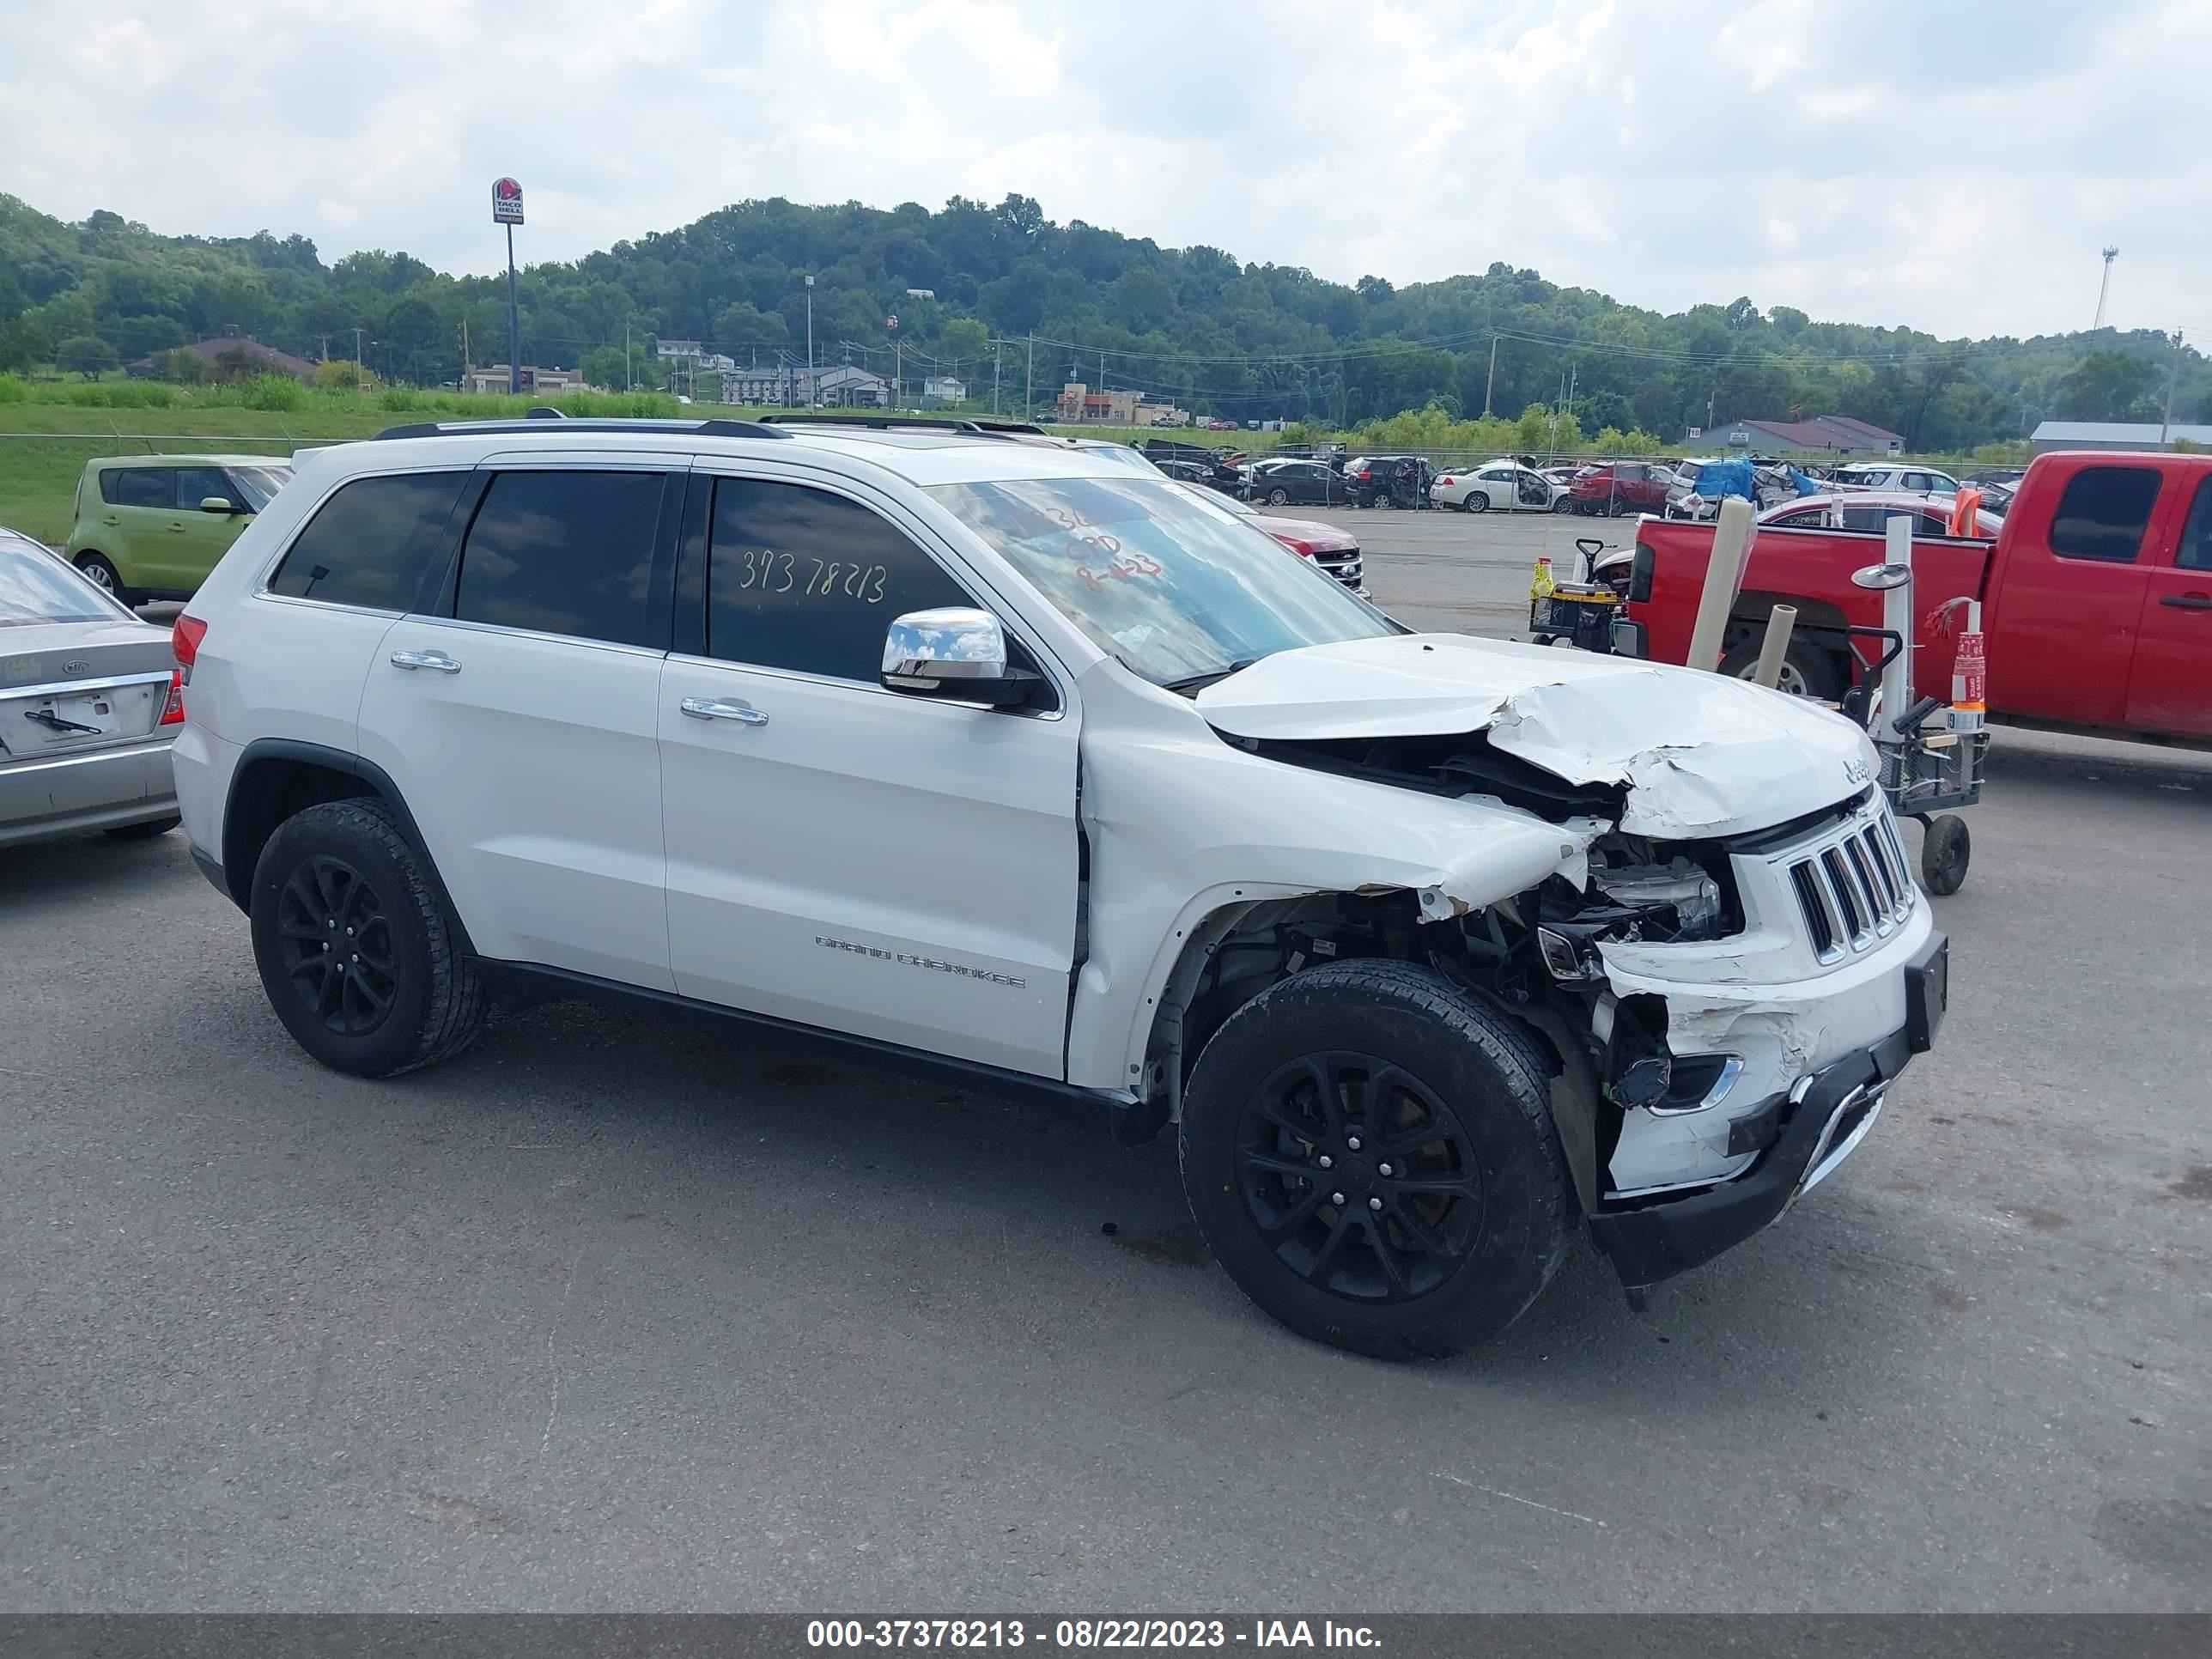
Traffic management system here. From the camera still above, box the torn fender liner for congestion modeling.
[1196,633,1879,838]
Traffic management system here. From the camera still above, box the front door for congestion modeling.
[171,465,247,596]
[2126,472,2212,739]
[659,470,1080,1079]
[1986,463,2161,727]
[355,460,682,991]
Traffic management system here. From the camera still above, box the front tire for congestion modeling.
[1179,960,1571,1359]
[75,552,131,606]
[250,798,485,1078]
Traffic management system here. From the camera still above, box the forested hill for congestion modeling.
[1,190,2201,448]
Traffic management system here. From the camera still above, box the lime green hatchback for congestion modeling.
[63,455,294,605]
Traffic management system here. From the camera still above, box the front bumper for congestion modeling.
[1590,930,1947,1290]
[0,737,177,848]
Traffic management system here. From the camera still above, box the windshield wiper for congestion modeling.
[1162,657,1261,697]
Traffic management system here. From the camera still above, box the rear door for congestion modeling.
[1986,463,2165,726]
[659,468,1079,1077]
[356,459,680,990]
[2124,471,2212,738]
[105,467,178,592]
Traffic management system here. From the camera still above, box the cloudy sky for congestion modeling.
[5,0,2207,342]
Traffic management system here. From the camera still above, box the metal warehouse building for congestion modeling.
[2030,420,2212,454]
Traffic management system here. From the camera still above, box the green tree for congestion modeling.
[2055,351,2156,421]
[55,334,118,376]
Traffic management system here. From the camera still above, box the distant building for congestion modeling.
[462,365,589,395]
[125,331,317,383]
[1056,381,1142,424]
[697,351,736,374]
[2030,419,2212,454]
[721,364,889,408]
[655,339,702,361]
[921,375,967,405]
[1703,416,1905,456]
[1133,399,1189,426]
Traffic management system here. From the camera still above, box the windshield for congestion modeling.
[930,475,1392,687]
[229,465,292,511]
[0,541,132,626]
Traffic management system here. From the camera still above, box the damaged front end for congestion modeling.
[1209,683,1943,1297]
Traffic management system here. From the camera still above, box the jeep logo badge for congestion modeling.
[1844,757,1872,787]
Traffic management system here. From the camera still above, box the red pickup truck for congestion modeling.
[1615,451,2212,744]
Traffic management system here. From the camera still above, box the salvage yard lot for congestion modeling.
[2,518,2208,1611]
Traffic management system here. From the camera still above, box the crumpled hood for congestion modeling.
[1194,633,1879,838]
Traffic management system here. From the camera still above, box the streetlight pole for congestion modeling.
[353,327,363,392]
[805,274,815,407]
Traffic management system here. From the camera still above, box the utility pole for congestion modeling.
[353,326,363,391]
[2160,328,2185,446]
[2094,246,2119,331]
[1025,335,1034,417]
[1482,335,1498,417]
[624,321,631,391]
[805,274,815,406]
[994,339,1002,415]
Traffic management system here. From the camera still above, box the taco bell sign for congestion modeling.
[492,177,525,225]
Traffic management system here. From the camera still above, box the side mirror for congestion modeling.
[199,496,240,515]
[881,607,1039,708]
[1609,619,1650,659]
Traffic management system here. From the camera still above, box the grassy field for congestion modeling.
[0,404,400,544]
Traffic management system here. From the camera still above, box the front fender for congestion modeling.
[1061,668,1597,1091]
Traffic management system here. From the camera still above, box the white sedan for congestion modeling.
[1430,460,1569,513]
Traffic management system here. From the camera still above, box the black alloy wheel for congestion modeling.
[1235,1050,1484,1304]
[273,854,398,1035]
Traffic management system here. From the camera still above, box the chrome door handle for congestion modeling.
[679,696,769,726]
[389,649,461,673]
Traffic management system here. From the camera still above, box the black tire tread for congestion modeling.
[265,798,485,1076]
[1181,957,1571,1360]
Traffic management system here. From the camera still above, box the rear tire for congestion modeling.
[1267,487,1289,506]
[105,815,180,841]
[75,552,131,607]
[1718,637,1844,701]
[1463,491,1488,514]
[250,798,485,1078]
[1178,959,1571,1360]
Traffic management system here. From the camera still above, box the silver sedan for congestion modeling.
[0,527,181,848]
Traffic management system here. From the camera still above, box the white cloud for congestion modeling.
[0,0,2202,339]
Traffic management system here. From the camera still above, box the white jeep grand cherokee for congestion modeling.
[170,415,1947,1358]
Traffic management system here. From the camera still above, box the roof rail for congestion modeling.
[370,416,793,441]
[756,413,1048,437]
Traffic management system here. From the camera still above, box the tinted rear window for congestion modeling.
[269,472,470,610]
[112,469,171,508]
[453,470,665,647]
[2049,466,2161,563]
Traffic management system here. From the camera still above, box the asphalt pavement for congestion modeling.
[3,514,2209,1612]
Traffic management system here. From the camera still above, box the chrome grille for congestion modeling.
[1786,805,1916,963]
[1313,550,1364,590]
